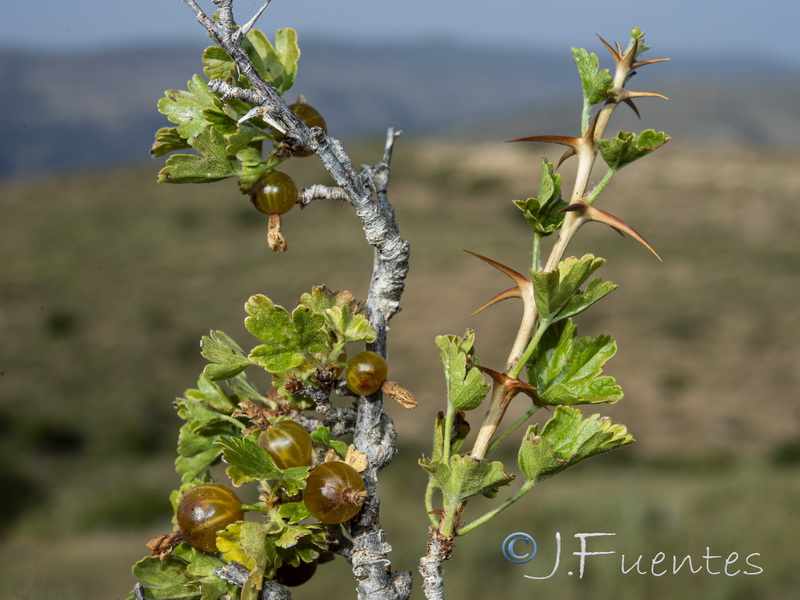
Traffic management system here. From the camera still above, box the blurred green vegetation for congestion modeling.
[2,139,800,598]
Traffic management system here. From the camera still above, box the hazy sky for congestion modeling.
[5,0,800,67]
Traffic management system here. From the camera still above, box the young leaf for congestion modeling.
[291,305,331,354]
[527,320,623,405]
[245,295,307,373]
[323,305,376,344]
[419,454,513,505]
[597,130,670,170]
[518,406,634,482]
[513,159,567,235]
[571,47,613,105]
[530,254,608,322]
[435,331,490,412]
[299,286,363,316]
[200,330,252,381]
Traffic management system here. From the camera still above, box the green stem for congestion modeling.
[586,168,616,205]
[581,98,592,135]
[457,480,536,536]
[508,318,550,380]
[442,405,454,464]
[487,405,541,455]
[241,503,266,512]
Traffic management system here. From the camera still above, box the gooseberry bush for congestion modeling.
[129,1,669,599]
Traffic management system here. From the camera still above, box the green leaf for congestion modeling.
[556,277,618,322]
[216,434,280,485]
[310,426,349,458]
[274,29,301,92]
[518,406,634,482]
[242,29,300,95]
[202,46,237,82]
[176,397,243,429]
[419,454,513,505]
[513,159,567,235]
[323,306,376,344]
[157,125,238,184]
[527,320,623,406]
[151,127,192,157]
[431,410,470,462]
[571,47,613,105]
[299,286,363,316]
[175,421,231,484]
[435,331,491,412]
[597,129,671,171]
[131,556,197,599]
[243,28,300,95]
[216,522,275,600]
[277,501,311,523]
[200,330,252,381]
[291,305,330,356]
[158,75,221,140]
[530,254,607,322]
[183,376,239,414]
[245,295,306,373]
[235,143,269,193]
[216,433,309,490]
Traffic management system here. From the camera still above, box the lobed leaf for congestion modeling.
[157,126,237,184]
[518,406,634,482]
[200,330,251,381]
[527,320,622,406]
[151,127,191,157]
[597,129,670,171]
[245,295,306,373]
[513,159,567,235]
[531,254,608,322]
[216,522,275,600]
[435,331,490,412]
[131,556,198,599]
[571,47,614,105]
[216,433,281,485]
[420,454,513,505]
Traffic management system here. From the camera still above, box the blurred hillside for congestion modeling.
[3,37,800,600]
[2,40,800,178]
[2,138,800,600]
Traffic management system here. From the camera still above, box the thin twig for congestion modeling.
[177,3,412,599]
